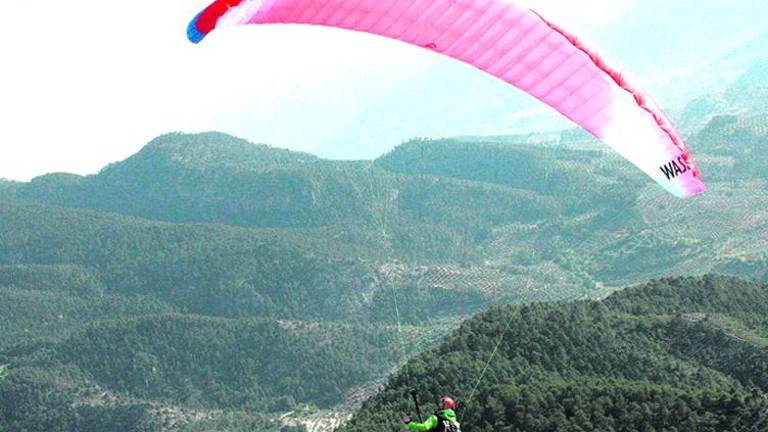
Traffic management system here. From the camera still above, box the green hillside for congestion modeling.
[4,316,401,410]
[0,201,380,320]
[374,138,642,214]
[7,111,767,292]
[6,274,766,431]
[0,201,563,325]
[0,315,407,432]
[14,132,377,228]
[1,80,766,432]
[692,115,768,181]
[0,286,177,350]
[341,274,768,432]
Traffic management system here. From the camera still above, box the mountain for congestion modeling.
[726,59,768,99]
[0,179,18,201]
[0,315,405,432]
[375,137,645,216]
[8,133,566,263]
[0,201,382,321]
[2,103,767,431]
[0,200,555,432]
[4,120,767,311]
[0,200,569,326]
[341,274,768,432]
[0,283,178,351]
[14,132,371,228]
[691,115,768,180]
[679,58,768,132]
[12,132,629,227]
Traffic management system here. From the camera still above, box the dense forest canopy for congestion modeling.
[341,275,768,432]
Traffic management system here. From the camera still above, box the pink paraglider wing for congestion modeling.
[188,0,705,198]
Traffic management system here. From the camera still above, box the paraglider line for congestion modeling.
[390,275,408,363]
[462,307,520,417]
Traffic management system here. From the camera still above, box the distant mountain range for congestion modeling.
[1,77,767,431]
[679,58,768,132]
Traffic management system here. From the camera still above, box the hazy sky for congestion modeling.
[1,0,765,181]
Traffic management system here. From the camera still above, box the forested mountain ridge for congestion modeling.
[4,274,766,431]
[2,315,403,409]
[136,132,323,171]
[5,109,767,288]
[690,114,768,182]
[13,132,375,228]
[341,274,768,432]
[1,73,766,431]
[0,313,410,432]
[0,200,551,326]
[1,116,766,430]
[0,201,370,319]
[9,130,632,227]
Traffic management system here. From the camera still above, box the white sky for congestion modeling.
[0,0,741,181]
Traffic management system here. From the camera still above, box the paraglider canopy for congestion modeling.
[187,0,705,198]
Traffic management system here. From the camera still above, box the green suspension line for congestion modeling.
[462,306,520,416]
[389,276,409,362]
